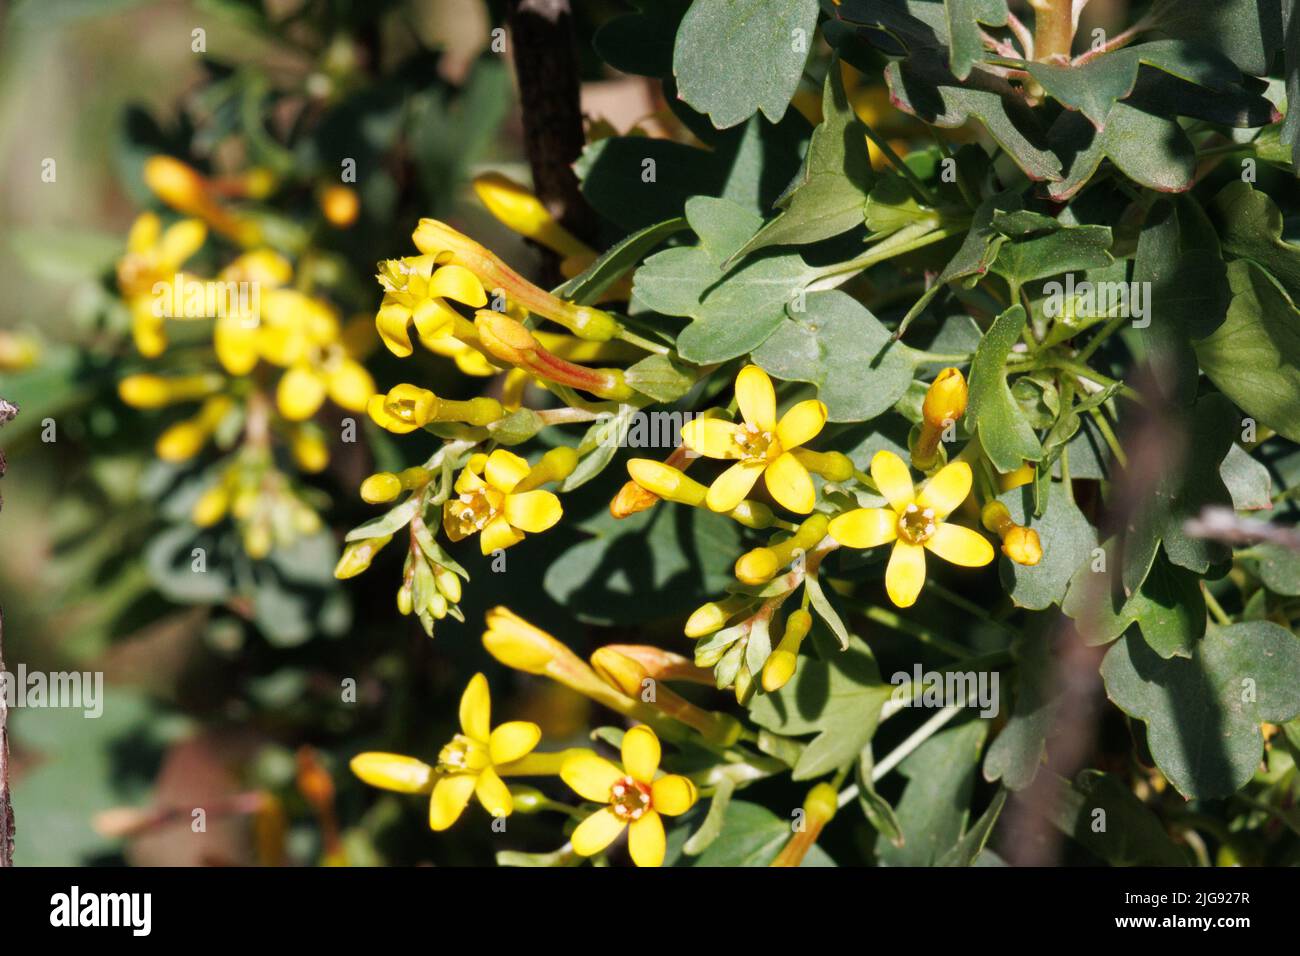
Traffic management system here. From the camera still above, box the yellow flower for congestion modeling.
[680,365,828,515]
[350,673,542,830]
[275,339,375,421]
[320,184,359,227]
[117,212,208,358]
[827,450,994,608]
[443,450,562,555]
[560,726,698,867]
[374,255,486,357]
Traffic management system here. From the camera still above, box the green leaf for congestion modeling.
[1196,261,1300,443]
[936,788,1007,866]
[729,56,875,259]
[885,53,1062,183]
[345,496,421,542]
[1027,40,1245,130]
[1120,392,1236,592]
[666,799,835,866]
[555,218,689,306]
[991,224,1114,288]
[593,0,691,77]
[997,483,1097,610]
[672,0,820,129]
[1046,100,1196,201]
[1100,622,1300,800]
[966,305,1043,473]
[1133,196,1230,406]
[1220,442,1273,511]
[8,228,123,283]
[1063,542,1207,659]
[1049,771,1188,866]
[747,631,892,780]
[983,621,1054,790]
[1209,182,1300,307]
[562,405,634,492]
[856,745,905,847]
[944,0,1007,80]
[1258,544,1300,596]
[633,197,817,363]
[751,290,916,422]
[1147,0,1285,77]
[877,721,988,866]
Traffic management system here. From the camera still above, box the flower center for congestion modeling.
[437,734,487,772]
[897,503,937,545]
[450,487,504,537]
[609,776,652,820]
[734,422,777,462]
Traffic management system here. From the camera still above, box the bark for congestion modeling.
[505,0,596,273]
[0,397,15,866]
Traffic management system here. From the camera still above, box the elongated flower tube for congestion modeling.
[735,512,831,586]
[119,373,226,409]
[414,219,622,341]
[771,782,838,867]
[472,173,594,265]
[912,367,968,471]
[626,459,775,529]
[590,647,740,746]
[366,383,504,434]
[981,501,1044,566]
[762,608,813,692]
[143,155,257,243]
[474,310,632,401]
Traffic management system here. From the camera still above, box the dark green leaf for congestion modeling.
[966,305,1043,472]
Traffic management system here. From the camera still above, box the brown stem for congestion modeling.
[505,0,596,279]
[1030,0,1076,62]
[0,397,16,866]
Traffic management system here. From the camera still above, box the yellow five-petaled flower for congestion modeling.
[681,365,828,515]
[560,725,697,867]
[828,450,993,608]
[350,673,541,830]
[444,449,563,554]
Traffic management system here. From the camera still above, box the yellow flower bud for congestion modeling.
[802,781,839,826]
[762,608,812,692]
[1002,526,1043,566]
[922,367,968,429]
[482,606,566,674]
[192,485,230,527]
[156,421,207,462]
[119,373,222,409]
[333,534,393,579]
[290,427,329,473]
[396,581,413,616]
[590,647,648,699]
[0,331,40,371]
[735,548,779,585]
[360,472,403,504]
[998,462,1035,491]
[434,567,462,604]
[320,184,359,227]
[143,155,208,214]
[726,500,776,529]
[472,172,591,260]
[685,597,748,638]
[243,523,273,560]
[627,459,707,507]
[795,450,854,482]
[610,479,660,518]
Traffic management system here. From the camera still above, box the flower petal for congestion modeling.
[925,522,995,567]
[350,753,434,793]
[276,365,328,421]
[570,807,626,857]
[828,508,898,549]
[429,264,487,307]
[776,399,828,450]
[560,751,623,803]
[214,317,259,375]
[651,775,698,816]
[735,365,776,431]
[326,358,375,413]
[885,542,927,608]
[159,219,207,265]
[680,417,742,459]
[428,773,476,831]
[480,514,525,555]
[485,449,531,493]
[705,460,765,513]
[764,452,816,514]
[474,766,513,818]
[489,721,542,765]
[375,302,414,357]
[871,450,915,512]
[917,461,973,519]
[503,490,562,533]
[621,725,661,784]
[411,297,458,339]
[627,811,666,867]
[459,673,491,741]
